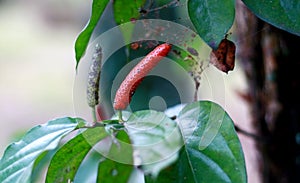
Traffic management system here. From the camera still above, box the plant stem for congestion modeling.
[92,107,97,122]
[194,80,200,101]
[118,110,124,122]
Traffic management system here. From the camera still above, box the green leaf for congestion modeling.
[125,110,183,177]
[147,101,247,183]
[113,0,146,45]
[97,130,133,183]
[73,150,103,183]
[242,0,300,36]
[113,0,146,25]
[0,117,82,183]
[97,159,133,183]
[188,0,235,49]
[75,0,109,68]
[46,127,108,183]
[31,150,57,183]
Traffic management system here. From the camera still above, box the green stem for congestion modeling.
[92,107,97,122]
[118,110,124,122]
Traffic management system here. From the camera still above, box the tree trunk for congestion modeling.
[236,1,300,182]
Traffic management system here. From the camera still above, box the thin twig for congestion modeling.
[234,125,268,143]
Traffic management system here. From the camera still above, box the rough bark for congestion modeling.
[236,1,300,182]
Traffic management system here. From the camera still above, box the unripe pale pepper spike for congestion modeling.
[87,44,102,108]
[113,43,172,110]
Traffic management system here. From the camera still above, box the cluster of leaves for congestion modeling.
[0,101,246,183]
[75,0,300,67]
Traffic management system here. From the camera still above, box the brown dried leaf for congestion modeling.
[210,38,236,73]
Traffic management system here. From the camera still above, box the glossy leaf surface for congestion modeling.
[0,117,82,183]
[243,0,300,36]
[188,0,235,49]
[126,110,182,177]
[46,127,108,183]
[97,130,133,183]
[75,0,109,68]
[146,101,247,183]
